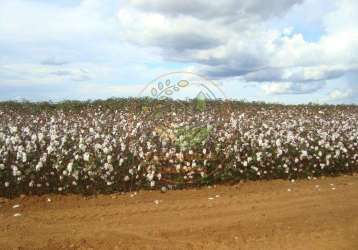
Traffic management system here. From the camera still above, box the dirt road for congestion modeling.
[1,175,358,250]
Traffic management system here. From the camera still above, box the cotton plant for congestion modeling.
[0,100,357,197]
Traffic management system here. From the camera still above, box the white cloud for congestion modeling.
[1,0,358,103]
[0,63,93,85]
[328,89,351,100]
[0,0,118,43]
[125,0,303,20]
[244,64,358,83]
[0,0,171,99]
[117,0,358,97]
[262,81,323,95]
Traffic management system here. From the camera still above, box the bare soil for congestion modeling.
[1,175,358,250]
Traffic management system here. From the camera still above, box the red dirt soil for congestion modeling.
[1,175,358,250]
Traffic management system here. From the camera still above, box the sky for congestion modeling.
[0,0,357,104]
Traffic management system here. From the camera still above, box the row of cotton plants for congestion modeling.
[0,100,357,197]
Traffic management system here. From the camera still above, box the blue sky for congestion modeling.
[0,0,357,104]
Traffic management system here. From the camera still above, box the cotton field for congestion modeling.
[0,99,357,197]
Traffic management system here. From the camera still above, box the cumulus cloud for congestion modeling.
[126,0,303,20]
[244,65,358,83]
[50,69,91,82]
[118,0,358,96]
[1,0,358,103]
[0,0,166,96]
[328,89,351,100]
[0,63,94,86]
[41,57,69,66]
[262,81,324,95]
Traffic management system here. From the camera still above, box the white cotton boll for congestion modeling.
[104,163,113,172]
[10,136,17,144]
[72,170,79,180]
[46,145,54,154]
[94,143,102,151]
[326,159,330,166]
[203,148,207,154]
[67,162,73,173]
[107,155,112,163]
[13,169,21,177]
[243,161,248,167]
[0,164,5,170]
[38,133,44,142]
[139,151,144,158]
[10,126,18,134]
[157,173,162,180]
[22,152,27,163]
[150,180,155,187]
[176,164,181,172]
[119,158,124,166]
[301,150,308,158]
[256,152,262,159]
[147,173,154,181]
[277,149,283,156]
[79,143,86,151]
[335,149,341,157]
[16,151,22,161]
[103,147,110,154]
[75,154,80,160]
[50,134,57,141]
[124,176,130,182]
[4,182,9,187]
[83,152,90,162]
[35,162,43,172]
[40,154,48,163]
